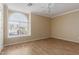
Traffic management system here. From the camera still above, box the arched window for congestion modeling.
[8,12,31,37]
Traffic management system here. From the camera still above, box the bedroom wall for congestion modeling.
[51,11,79,43]
[5,5,79,46]
[4,10,51,46]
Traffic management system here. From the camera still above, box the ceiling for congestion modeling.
[6,3,79,18]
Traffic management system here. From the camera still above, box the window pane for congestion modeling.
[9,13,28,22]
[8,12,30,37]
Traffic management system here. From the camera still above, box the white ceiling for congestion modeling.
[6,3,79,18]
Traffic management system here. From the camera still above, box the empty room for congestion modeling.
[0,3,79,55]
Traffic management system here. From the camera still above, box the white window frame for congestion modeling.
[8,11,31,38]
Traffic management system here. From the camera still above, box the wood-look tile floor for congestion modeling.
[1,38,79,55]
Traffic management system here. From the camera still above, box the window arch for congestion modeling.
[8,12,30,37]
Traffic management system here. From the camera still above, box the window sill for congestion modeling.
[8,34,31,38]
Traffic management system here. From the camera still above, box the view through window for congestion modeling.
[8,12,30,37]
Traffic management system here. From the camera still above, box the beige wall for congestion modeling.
[51,11,79,43]
[4,10,51,46]
[5,6,79,46]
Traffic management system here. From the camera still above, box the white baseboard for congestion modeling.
[51,36,79,43]
[4,37,50,47]
[4,35,79,47]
